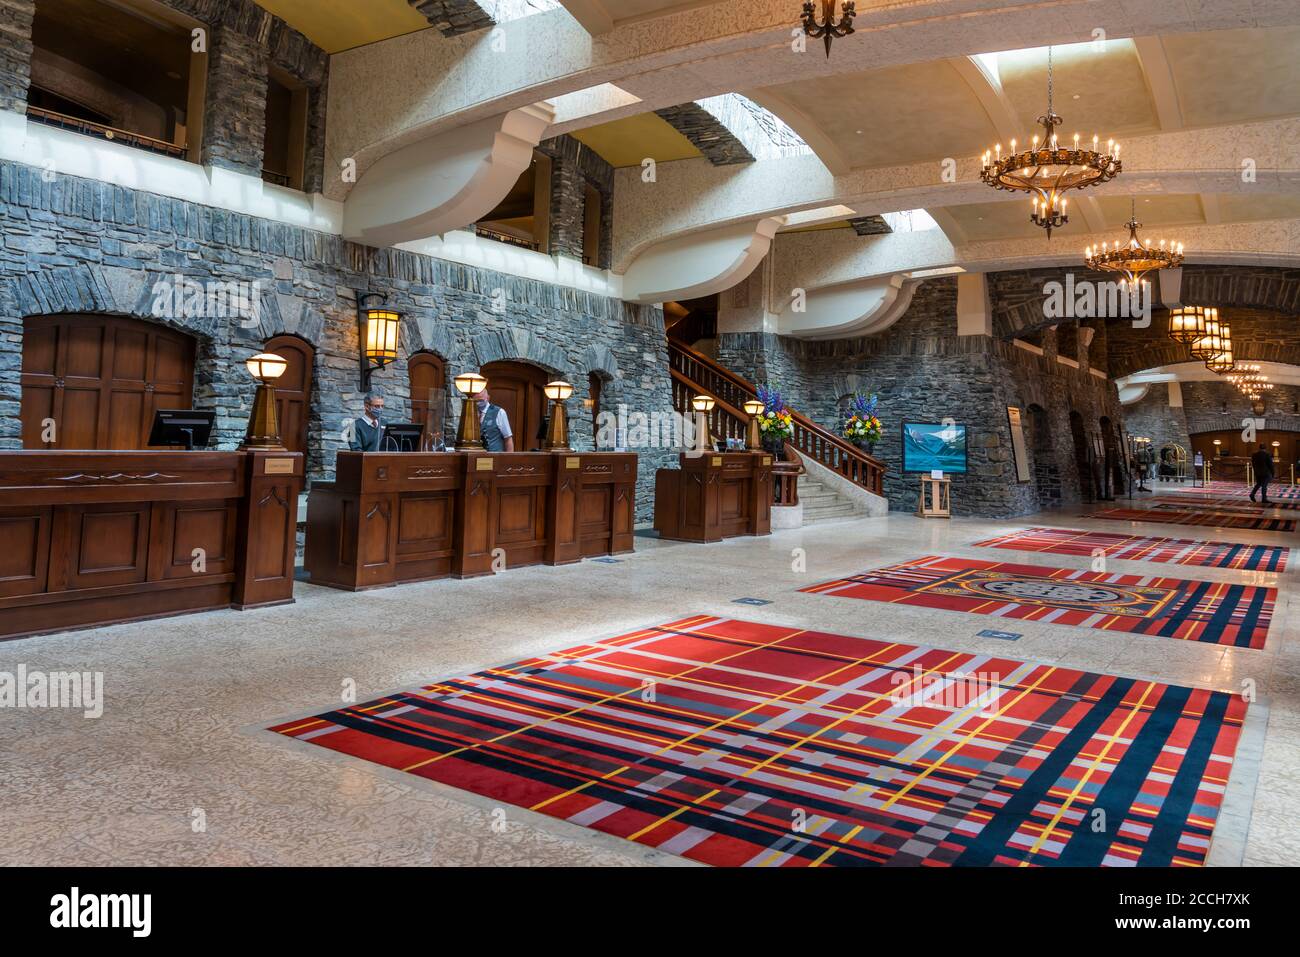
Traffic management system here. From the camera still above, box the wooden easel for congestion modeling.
[917,476,951,518]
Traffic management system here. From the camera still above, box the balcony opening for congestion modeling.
[28,0,200,161]
[262,68,310,190]
[475,152,551,252]
[582,182,603,267]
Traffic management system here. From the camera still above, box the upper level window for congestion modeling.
[262,68,309,190]
[475,153,551,252]
[28,0,198,161]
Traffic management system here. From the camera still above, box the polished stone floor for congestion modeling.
[1,496,1296,867]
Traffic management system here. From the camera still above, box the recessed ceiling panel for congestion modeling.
[1095,194,1205,229]
[570,112,702,167]
[253,0,431,53]
[762,61,997,170]
[1163,27,1300,128]
[996,40,1158,139]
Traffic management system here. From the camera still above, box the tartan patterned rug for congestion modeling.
[1090,508,1295,532]
[802,556,1274,649]
[269,615,1248,867]
[1164,482,1300,501]
[972,526,1290,572]
[1153,496,1300,512]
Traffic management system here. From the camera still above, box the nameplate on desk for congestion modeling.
[565,457,580,469]
[475,458,494,471]
[711,456,723,467]
[264,458,295,475]
[762,456,772,466]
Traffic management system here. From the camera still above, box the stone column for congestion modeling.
[200,25,269,175]
[0,0,35,115]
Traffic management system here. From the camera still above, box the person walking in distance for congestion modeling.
[1250,442,1275,505]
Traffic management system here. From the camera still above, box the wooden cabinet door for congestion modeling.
[408,352,446,434]
[21,315,196,450]
[263,334,314,456]
[481,361,549,451]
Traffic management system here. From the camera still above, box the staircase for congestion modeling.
[666,339,887,508]
[798,476,862,523]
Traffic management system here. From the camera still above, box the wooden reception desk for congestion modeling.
[0,450,303,641]
[305,451,638,590]
[654,451,773,542]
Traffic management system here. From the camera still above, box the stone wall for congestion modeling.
[0,0,34,115]
[717,278,1125,517]
[0,158,675,520]
[1123,385,1192,452]
[536,134,613,269]
[200,26,269,175]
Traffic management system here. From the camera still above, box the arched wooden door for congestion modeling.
[409,352,447,436]
[263,334,314,456]
[21,314,195,449]
[481,360,550,451]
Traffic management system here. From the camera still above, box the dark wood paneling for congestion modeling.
[655,453,773,543]
[482,361,549,451]
[20,315,196,451]
[0,450,302,640]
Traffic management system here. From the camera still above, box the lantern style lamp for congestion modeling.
[452,371,487,449]
[241,351,288,450]
[1189,309,1223,362]
[543,380,574,451]
[357,293,401,391]
[743,399,765,451]
[1205,323,1235,373]
[691,394,716,452]
[1168,305,1209,345]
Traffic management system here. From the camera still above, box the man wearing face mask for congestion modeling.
[474,386,514,452]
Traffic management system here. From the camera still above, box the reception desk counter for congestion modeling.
[0,449,303,641]
[305,451,638,590]
[654,451,773,542]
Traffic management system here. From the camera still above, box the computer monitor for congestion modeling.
[147,409,214,450]
[380,423,423,452]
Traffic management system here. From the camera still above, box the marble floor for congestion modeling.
[1,497,1296,867]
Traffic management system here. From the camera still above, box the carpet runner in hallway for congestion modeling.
[803,556,1273,649]
[269,615,1248,867]
[1162,482,1300,501]
[1089,508,1295,532]
[1152,496,1300,512]
[972,527,1289,572]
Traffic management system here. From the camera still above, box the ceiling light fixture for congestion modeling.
[1085,198,1184,285]
[800,1,855,59]
[980,47,1121,238]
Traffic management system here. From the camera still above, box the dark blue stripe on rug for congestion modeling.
[1152,580,1212,639]
[1137,691,1233,866]
[952,676,1134,867]
[1052,684,1189,866]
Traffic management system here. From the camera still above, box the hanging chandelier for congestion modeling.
[1189,312,1225,362]
[1204,322,1235,373]
[800,1,855,58]
[980,47,1122,238]
[1168,305,1211,345]
[1085,199,1184,285]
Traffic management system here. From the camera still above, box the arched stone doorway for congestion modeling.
[263,334,314,456]
[408,351,448,440]
[20,313,196,449]
[481,360,550,451]
[1068,410,1095,504]
[1026,404,1060,509]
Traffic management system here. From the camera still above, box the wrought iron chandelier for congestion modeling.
[1084,199,1184,285]
[980,47,1122,237]
[801,1,855,58]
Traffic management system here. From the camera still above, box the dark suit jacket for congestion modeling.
[350,416,382,452]
[1251,449,1275,480]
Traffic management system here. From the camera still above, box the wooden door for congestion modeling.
[263,334,313,456]
[481,360,549,451]
[408,352,447,434]
[21,315,195,450]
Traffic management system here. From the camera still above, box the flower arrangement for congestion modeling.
[754,385,794,442]
[841,392,883,447]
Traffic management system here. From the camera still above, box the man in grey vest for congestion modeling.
[474,386,514,452]
[349,392,385,451]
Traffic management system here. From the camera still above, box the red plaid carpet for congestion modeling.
[1090,507,1295,532]
[803,556,1273,649]
[1153,496,1300,513]
[972,526,1289,572]
[1164,482,1300,501]
[269,615,1247,867]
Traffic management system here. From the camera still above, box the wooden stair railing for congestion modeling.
[668,339,886,497]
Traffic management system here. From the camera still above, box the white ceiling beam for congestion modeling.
[743,88,851,176]
[951,56,1019,143]
[557,0,614,35]
[1132,36,1184,131]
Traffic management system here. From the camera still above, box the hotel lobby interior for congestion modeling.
[0,0,1297,916]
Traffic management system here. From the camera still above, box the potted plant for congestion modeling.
[755,385,794,455]
[841,392,883,453]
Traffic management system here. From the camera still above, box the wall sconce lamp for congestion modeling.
[241,351,288,450]
[743,399,765,451]
[453,370,487,449]
[543,380,574,452]
[357,293,401,391]
[691,394,715,451]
